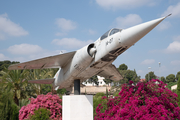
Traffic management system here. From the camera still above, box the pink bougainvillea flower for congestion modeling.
[19,92,62,120]
[95,79,180,120]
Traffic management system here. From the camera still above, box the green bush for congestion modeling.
[0,90,19,120]
[94,92,105,98]
[113,92,119,97]
[167,81,177,90]
[29,108,50,120]
[93,92,107,117]
[177,77,180,107]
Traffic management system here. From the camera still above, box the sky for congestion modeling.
[0,0,180,79]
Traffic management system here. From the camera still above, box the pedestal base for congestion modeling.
[62,95,93,120]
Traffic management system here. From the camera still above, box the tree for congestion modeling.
[118,69,140,84]
[41,84,52,95]
[57,88,67,95]
[166,74,176,83]
[103,78,112,86]
[0,69,31,105]
[118,63,128,70]
[27,69,55,95]
[161,76,166,83]
[0,60,19,72]
[145,71,156,81]
[0,87,19,120]
[88,75,99,86]
[176,71,180,81]
[177,77,180,106]
[126,69,140,83]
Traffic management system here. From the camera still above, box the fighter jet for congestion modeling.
[8,14,171,94]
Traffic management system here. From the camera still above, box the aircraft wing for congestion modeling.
[98,64,123,81]
[28,78,55,84]
[8,51,76,70]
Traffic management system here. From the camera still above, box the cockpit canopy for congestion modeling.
[100,28,122,40]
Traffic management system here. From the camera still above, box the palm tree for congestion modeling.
[0,69,31,106]
[27,69,57,95]
[0,88,19,120]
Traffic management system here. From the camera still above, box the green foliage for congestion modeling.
[176,71,180,80]
[103,78,112,85]
[0,69,33,105]
[88,75,99,86]
[166,74,176,83]
[95,92,105,98]
[41,84,52,95]
[167,82,177,90]
[145,71,156,81]
[172,89,177,94]
[85,88,87,95]
[27,69,57,95]
[161,76,166,83]
[0,60,19,72]
[0,89,19,120]
[118,63,128,70]
[118,69,140,84]
[113,92,119,97]
[177,77,180,106]
[19,99,30,108]
[29,108,50,120]
[57,88,67,95]
[93,93,107,117]
[106,87,108,98]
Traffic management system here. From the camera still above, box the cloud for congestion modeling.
[165,41,180,53]
[55,32,67,36]
[0,13,28,40]
[88,29,97,35]
[173,35,180,41]
[2,43,65,62]
[7,44,43,55]
[141,59,155,65]
[9,50,62,63]
[114,14,142,29]
[52,38,94,49]
[95,0,157,10]
[0,53,9,61]
[156,21,171,31]
[55,18,77,31]
[161,2,180,18]
[152,35,180,54]
[171,60,180,65]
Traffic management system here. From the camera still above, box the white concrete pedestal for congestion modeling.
[62,95,93,120]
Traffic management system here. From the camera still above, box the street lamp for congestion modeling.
[159,62,161,80]
[148,67,151,81]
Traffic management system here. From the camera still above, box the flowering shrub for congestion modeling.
[19,92,62,120]
[95,79,180,120]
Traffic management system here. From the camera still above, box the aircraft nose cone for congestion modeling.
[120,15,171,47]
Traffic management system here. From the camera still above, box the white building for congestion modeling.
[82,76,110,86]
[171,84,177,90]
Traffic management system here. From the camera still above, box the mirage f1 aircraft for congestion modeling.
[9,15,171,94]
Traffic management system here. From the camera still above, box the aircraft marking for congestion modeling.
[106,38,113,46]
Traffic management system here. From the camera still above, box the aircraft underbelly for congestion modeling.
[57,45,95,88]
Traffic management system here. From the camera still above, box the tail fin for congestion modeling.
[28,78,55,84]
